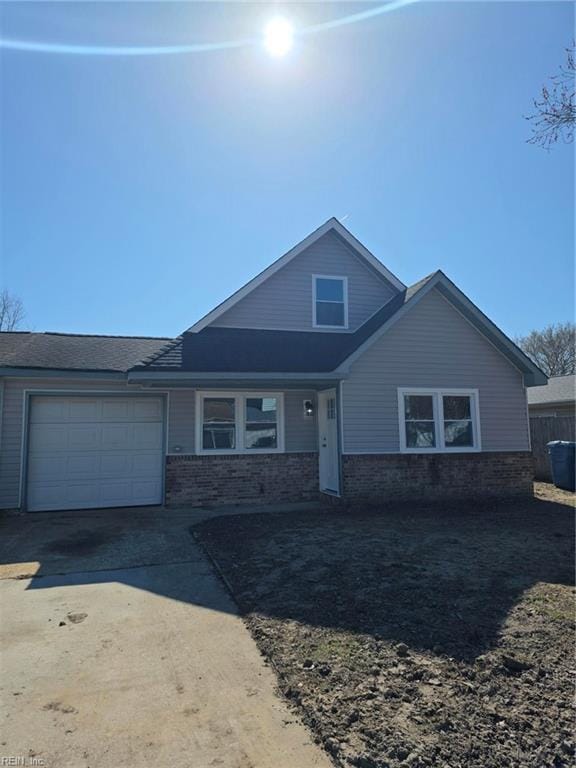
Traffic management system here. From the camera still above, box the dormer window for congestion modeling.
[313,275,348,329]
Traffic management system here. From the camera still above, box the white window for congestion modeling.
[313,275,348,329]
[197,392,284,454]
[398,388,481,453]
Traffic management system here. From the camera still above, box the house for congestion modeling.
[527,374,575,418]
[0,218,546,513]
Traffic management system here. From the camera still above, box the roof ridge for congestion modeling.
[25,331,172,340]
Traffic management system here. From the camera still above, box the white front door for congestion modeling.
[26,395,164,512]
[318,389,339,494]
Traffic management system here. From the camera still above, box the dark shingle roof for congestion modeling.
[133,275,437,374]
[0,332,171,373]
[0,274,438,376]
[527,374,575,406]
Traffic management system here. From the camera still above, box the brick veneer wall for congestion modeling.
[166,452,319,507]
[342,452,533,501]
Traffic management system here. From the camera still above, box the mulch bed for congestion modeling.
[195,486,575,768]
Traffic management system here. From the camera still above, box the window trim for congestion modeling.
[195,391,285,455]
[312,274,349,329]
[397,388,481,453]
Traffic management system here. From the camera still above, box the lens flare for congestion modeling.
[263,18,294,57]
[0,1,420,57]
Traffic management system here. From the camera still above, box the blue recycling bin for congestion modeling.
[547,441,576,492]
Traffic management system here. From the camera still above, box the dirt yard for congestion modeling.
[195,485,575,768]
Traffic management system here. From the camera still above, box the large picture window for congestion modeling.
[313,275,348,328]
[398,389,481,453]
[197,393,283,453]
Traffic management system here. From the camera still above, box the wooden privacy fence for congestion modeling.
[530,416,576,481]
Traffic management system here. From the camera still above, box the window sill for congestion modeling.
[400,447,482,454]
[198,449,285,456]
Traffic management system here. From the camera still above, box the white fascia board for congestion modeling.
[186,218,405,333]
[336,273,548,387]
[329,219,405,291]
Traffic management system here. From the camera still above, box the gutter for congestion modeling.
[128,371,347,382]
[0,368,127,380]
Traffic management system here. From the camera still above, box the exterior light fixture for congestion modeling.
[303,399,314,417]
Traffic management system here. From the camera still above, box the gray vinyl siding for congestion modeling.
[284,391,317,452]
[342,288,530,453]
[211,231,398,332]
[167,389,195,454]
[0,380,316,510]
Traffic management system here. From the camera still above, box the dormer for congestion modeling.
[187,219,405,334]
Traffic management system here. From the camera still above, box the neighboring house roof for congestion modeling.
[0,332,170,373]
[527,374,576,407]
[186,218,406,333]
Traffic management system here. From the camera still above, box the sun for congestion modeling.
[263,18,294,57]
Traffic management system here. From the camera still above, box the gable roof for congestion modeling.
[186,218,406,333]
[334,271,547,386]
[132,270,547,387]
[527,374,575,406]
[0,332,170,373]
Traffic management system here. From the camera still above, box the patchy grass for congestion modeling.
[196,486,575,768]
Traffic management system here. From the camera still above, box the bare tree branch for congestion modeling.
[526,43,575,150]
[515,322,575,377]
[0,289,25,331]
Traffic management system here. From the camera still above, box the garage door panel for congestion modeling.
[29,398,69,423]
[27,396,164,512]
[99,480,133,504]
[67,425,101,450]
[133,423,163,449]
[133,399,163,420]
[27,455,64,481]
[100,424,133,450]
[28,454,100,482]
[66,481,102,505]
[131,480,163,504]
[28,424,69,451]
[28,480,101,510]
[131,452,163,475]
[101,400,133,421]
[27,482,68,511]
[68,400,101,421]
[99,453,131,477]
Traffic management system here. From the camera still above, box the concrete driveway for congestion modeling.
[0,506,331,768]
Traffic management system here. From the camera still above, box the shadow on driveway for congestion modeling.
[0,493,573,661]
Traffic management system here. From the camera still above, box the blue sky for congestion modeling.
[1,1,573,339]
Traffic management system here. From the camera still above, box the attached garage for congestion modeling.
[26,395,165,512]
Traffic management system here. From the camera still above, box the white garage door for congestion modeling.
[26,396,164,512]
